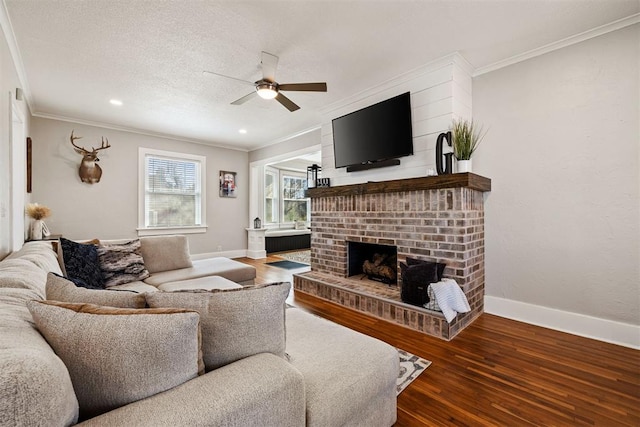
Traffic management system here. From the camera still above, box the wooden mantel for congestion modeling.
[307,173,491,198]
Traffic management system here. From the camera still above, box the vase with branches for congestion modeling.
[26,203,51,240]
[451,119,487,173]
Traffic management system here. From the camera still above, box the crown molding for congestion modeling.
[474,13,640,77]
[32,112,249,152]
[0,0,34,110]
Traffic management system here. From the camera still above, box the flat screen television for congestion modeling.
[332,92,413,170]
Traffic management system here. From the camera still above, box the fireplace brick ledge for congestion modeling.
[307,173,491,198]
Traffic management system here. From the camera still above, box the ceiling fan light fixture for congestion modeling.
[256,83,278,99]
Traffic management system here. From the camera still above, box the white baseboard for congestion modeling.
[484,296,640,350]
[191,249,247,260]
[246,249,266,259]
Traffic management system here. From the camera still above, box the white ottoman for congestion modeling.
[156,276,243,292]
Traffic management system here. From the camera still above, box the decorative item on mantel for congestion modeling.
[452,119,488,173]
[306,164,320,189]
[26,203,51,240]
[253,217,262,229]
[435,131,454,175]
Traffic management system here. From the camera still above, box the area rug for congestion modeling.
[266,260,310,270]
[396,348,431,395]
[276,250,310,264]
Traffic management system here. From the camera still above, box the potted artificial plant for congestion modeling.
[451,119,487,173]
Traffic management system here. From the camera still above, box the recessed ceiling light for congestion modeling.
[239,129,247,134]
[109,99,123,106]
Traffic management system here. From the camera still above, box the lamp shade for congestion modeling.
[256,83,278,99]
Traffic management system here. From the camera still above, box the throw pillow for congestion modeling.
[399,262,439,307]
[46,272,146,308]
[97,239,150,288]
[425,284,441,311]
[146,281,290,371]
[405,256,446,281]
[27,300,203,421]
[139,235,193,274]
[59,238,104,289]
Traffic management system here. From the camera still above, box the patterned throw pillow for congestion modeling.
[97,240,150,288]
[146,282,290,371]
[59,238,104,289]
[27,300,203,421]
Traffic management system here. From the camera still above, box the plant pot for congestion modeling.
[30,220,44,240]
[456,159,472,173]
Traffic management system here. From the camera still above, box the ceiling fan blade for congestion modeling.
[202,70,254,86]
[261,51,279,83]
[278,82,327,92]
[231,91,258,105]
[275,92,300,112]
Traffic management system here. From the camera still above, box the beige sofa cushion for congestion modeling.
[146,282,290,371]
[0,258,47,296]
[27,300,203,421]
[46,273,147,308]
[144,257,256,286]
[285,307,399,427]
[0,288,79,426]
[140,235,193,273]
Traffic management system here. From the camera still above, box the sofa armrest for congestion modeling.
[77,353,305,427]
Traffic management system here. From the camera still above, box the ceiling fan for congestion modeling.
[203,51,327,112]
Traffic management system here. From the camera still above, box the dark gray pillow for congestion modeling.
[400,262,439,307]
[405,256,446,281]
[60,238,104,289]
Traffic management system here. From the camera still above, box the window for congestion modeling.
[138,148,206,235]
[282,173,308,223]
[264,168,309,226]
[264,167,278,224]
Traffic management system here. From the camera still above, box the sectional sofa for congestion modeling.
[0,237,399,426]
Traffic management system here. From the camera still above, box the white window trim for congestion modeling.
[279,169,310,225]
[138,147,207,236]
[264,166,279,225]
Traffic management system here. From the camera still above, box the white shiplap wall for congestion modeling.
[320,53,473,187]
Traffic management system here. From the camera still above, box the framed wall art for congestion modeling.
[219,170,237,198]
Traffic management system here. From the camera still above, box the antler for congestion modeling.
[92,137,110,152]
[69,130,110,153]
[69,130,89,154]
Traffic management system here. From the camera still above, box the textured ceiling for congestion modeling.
[4,0,639,151]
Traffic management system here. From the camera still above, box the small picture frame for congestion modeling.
[219,171,237,198]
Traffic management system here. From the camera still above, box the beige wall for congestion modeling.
[30,118,249,255]
[473,25,639,326]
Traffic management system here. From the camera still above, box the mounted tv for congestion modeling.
[332,92,413,172]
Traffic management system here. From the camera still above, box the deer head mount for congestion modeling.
[69,130,111,184]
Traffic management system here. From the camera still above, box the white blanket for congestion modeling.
[430,279,471,323]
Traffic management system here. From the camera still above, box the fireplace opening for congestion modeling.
[348,242,397,285]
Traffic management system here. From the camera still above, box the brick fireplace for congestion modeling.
[293,173,491,340]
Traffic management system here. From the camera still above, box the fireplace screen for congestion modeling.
[347,242,397,285]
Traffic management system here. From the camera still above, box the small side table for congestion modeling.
[245,228,266,259]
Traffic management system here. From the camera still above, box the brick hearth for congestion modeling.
[293,173,491,340]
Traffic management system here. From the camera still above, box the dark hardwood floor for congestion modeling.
[242,254,640,426]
